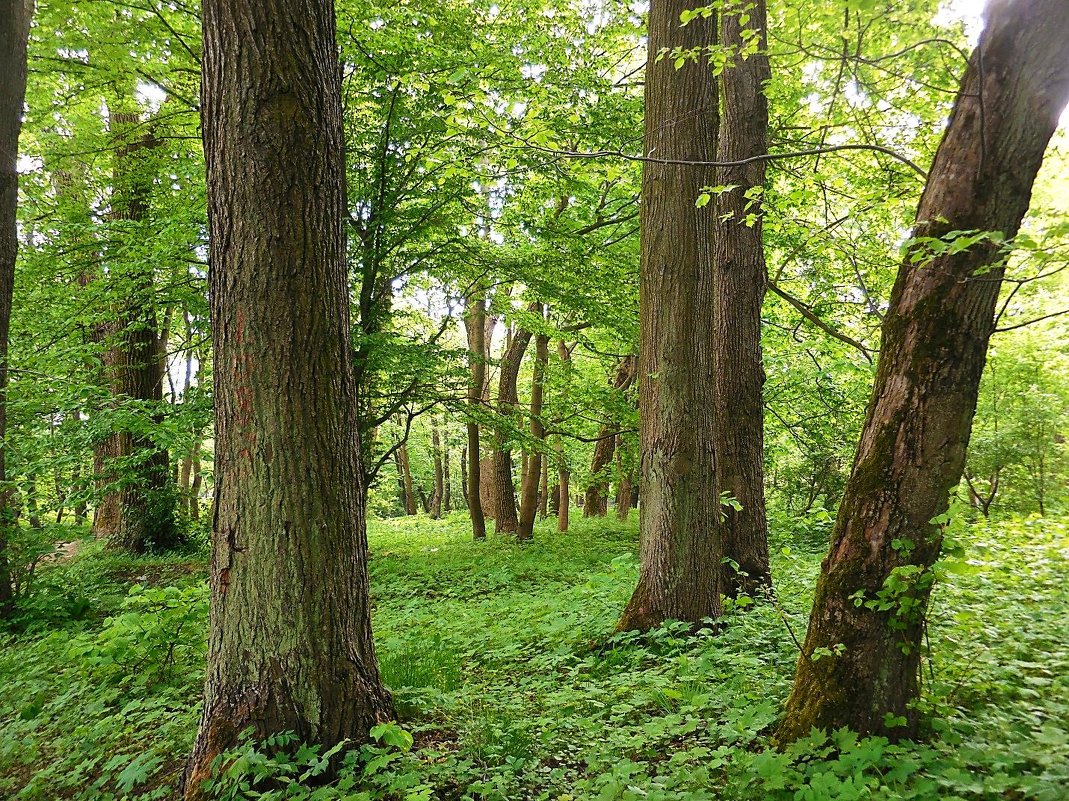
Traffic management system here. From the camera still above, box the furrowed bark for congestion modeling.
[185,0,393,793]
[618,0,722,632]
[712,0,771,597]
[778,0,1069,742]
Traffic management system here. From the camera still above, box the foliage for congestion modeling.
[2,515,1068,800]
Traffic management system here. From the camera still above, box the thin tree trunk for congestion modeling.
[517,328,549,541]
[430,424,444,519]
[442,423,451,513]
[713,0,772,598]
[189,447,201,522]
[555,340,571,533]
[492,305,536,534]
[618,0,721,632]
[778,0,1069,742]
[615,438,633,522]
[0,0,34,611]
[398,442,417,516]
[464,288,487,538]
[538,454,549,519]
[185,0,393,791]
[584,357,635,517]
[460,445,469,511]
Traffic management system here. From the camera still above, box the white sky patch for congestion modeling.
[933,0,985,44]
[136,81,167,113]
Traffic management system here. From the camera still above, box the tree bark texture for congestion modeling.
[618,0,722,632]
[185,0,394,794]
[517,329,549,540]
[464,290,487,538]
[712,0,771,597]
[0,0,33,612]
[492,310,535,533]
[778,0,1069,742]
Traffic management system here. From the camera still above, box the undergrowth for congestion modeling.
[0,514,1066,800]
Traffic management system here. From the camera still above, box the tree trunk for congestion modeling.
[464,289,487,538]
[94,107,178,553]
[554,340,571,533]
[712,0,772,598]
[615,439,633,522]
[430,424,444,519]
[618,0,721,632]
[517,328,549,541]
[584,357,635,517]
[189,447,201,522]
[460,445,469,510]
[538,454,549,519]
[0,0,33,612]
[442,423,451,513]
[398,442,417,516]
[778,0,1069,743]
[185,0,394,793]
[492,307,536,534]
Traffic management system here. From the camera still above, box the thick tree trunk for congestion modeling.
[517,328,549,541]
[618,0,721,632]
[713,0,772,598]
[584,357,635,517]
[492,309,536,534]
[778,0,1069,743]
[185,0,394,794]
[464,289,487,538]
[0,0,33,611]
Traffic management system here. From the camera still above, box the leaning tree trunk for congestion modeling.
[184,0,394,794]
[778,0,1069,743]
[0,0,33,613]
[517,327,549,541]
[464,288,487,538]
[712,0,771,598]
[492,310,536,534]
[617,0,721,632]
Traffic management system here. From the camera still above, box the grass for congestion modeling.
[0,512,1066,800]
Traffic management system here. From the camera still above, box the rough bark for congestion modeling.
[492,309,536,534]
[778,0,1069,742]
[712,0,771,597]
[618,0,721,632]
[517,328,549,541]
[185,0,394,794]
[0,0,33,611]
[464,289,487,538]
[584,357,635,516]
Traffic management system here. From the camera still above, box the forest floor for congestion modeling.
[0,513,1066,800]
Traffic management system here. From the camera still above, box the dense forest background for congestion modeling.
[1,0,1068,798]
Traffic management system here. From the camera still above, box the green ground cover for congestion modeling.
[1,513,1066,800]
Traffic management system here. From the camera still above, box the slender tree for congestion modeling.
[712,0,772,597]
[517,325,549,540]
[464,288,487,538]
[185,0,393,793]
[584,356,635,517]
[0,0,34,612]
[618,0,721,631]
[778,0,1069,742]
[491,306,536,534]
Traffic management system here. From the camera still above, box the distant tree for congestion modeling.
[778,0,1069,742]
[184,0,393,793]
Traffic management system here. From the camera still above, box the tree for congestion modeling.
[464,288,487,538]
[185,0,393,793]
[617,0,722,632]
[778,0,1069,742]
[712,0,772,597]
[0,0,34,613]
[491,306,536,534]
[517,323,549,540]
[584,356,635,517]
